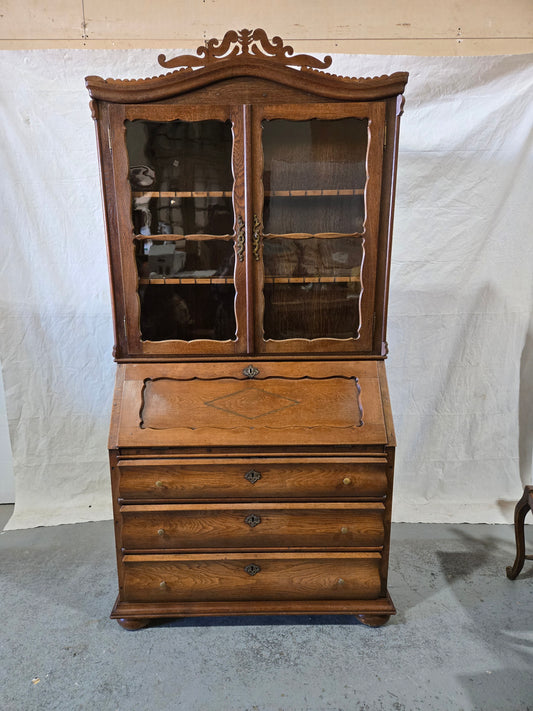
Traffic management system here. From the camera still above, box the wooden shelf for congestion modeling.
[264,275,360,284]
[133,191,232,199]
[132,189,364,199]
[140,275,359,286]
[139,276,361,286]
[139,277,234,285]
[265,189,364,197]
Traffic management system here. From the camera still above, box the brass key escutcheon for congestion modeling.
[244,469,262,484]
[244,564,261,576]
[245,513,261,528]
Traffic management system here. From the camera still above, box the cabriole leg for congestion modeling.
[506,486,532,580]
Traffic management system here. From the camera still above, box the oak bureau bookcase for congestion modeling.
[86,29,408,629]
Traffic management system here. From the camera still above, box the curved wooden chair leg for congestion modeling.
[506,486,532,580]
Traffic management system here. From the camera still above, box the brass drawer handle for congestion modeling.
[244,564,261,576]
[155,480,165,488]
[159,581,168,590]
[343,477,352,486]
[157,528,165,536]
[245,513,261,528]
[340,526,348,534]
[244,469,262,484]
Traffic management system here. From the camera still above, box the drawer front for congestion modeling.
[118,459,388,500]
[120,503,385,551]
[122,552,382,602]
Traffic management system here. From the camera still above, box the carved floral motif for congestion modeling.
[158,28,332,71]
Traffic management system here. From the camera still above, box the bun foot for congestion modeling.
[116,617,150,630]
[355,614,391,627]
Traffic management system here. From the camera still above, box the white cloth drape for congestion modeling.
[1,50,531,528]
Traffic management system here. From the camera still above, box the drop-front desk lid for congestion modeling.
[110,361,395,450]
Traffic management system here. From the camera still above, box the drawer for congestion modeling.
[122,552,382,602]
[120,502,385,551]
[117,458,388,500]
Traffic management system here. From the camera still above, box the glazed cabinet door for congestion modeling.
[251,102,386,354]
[108,103,248,356]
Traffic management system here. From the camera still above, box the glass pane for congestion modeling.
[262,118,367,235]
[126,119,234,236]
[263,236,362,279]
[126,119,237,343]
[263,283,360,340]
[263,236,362,340]
[132,195,233,237]
[139,284,236,342]
[136,238,235,279]
[135,238,236,342]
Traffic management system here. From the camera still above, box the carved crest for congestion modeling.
[158,28,332,71]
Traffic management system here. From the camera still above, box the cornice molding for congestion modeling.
[85,29,408,104]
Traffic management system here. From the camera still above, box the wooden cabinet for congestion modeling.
[86,29,407,628]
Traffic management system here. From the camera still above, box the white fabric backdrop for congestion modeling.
[1,50,531,529]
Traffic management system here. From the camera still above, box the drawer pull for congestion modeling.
[340,526,348,534]
[343,477,352,486]
[159,581,168,590]
[244,469,262,484]
[155,480,164,488]
[244,564,261,576]
[244,513,261,528]
[157,528,166,537]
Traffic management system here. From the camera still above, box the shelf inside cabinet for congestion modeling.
[264,275,361,284]
[133,191,233,199]
[265,189,364,197]
[139,276,235,285]
[132,189,364,199]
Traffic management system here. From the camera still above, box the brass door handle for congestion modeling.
[236,215,245,261]
[252,214,262,261]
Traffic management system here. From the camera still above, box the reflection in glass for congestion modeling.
[136,238,235,278]
[139,284,236,342]
[132,195,233,237]
[136,239,236,342]
[262,118,368,235]
[126,119,234,237]
[263,282,360,340]
[262,236,363,341]
[263,236,362,279]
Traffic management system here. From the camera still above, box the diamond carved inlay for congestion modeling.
[204,387,299,420]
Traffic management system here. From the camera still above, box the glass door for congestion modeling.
[112,104,247,355]
[251,103,386,354]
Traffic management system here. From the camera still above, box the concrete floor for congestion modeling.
[0,505,532,711]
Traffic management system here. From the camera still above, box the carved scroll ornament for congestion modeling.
[158,28,332,71]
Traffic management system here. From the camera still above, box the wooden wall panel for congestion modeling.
[0,0,83,40]
[0,0,532,54]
